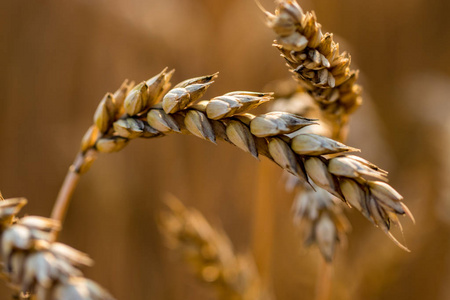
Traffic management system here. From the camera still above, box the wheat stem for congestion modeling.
[251,161,278,288]
[51,149,98,230]
[315,258,332,300]
[51,158,81,223]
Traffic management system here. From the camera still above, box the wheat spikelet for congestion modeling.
[159,197,269,300]
[0,196,113,300]
[76,70,411,250]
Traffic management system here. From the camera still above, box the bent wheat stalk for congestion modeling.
[52,69,412,251]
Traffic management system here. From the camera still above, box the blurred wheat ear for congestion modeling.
[159,195,271,300]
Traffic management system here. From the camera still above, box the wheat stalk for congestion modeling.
[159,196,269,300]
[0,195,113,300]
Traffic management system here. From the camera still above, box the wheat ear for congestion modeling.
[0,196,113,300]
[263,0,362,140]
[52,70,412,251]
[159,196,269,300]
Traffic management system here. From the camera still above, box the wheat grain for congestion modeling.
[250,112,317,137]
[0,196,113,300]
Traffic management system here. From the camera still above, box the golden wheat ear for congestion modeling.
[266,0,362,142]
[72,69,412,253]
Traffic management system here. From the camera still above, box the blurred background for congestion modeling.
[1,0,450,299]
